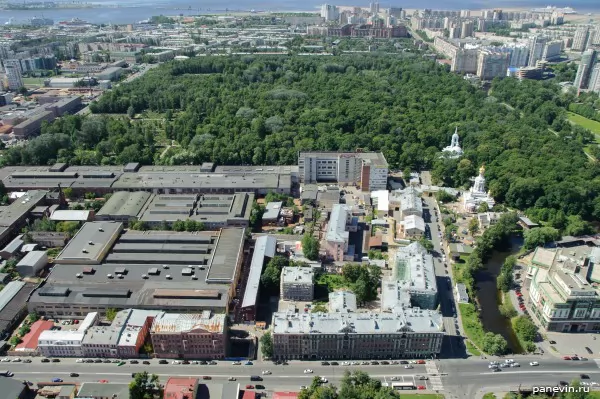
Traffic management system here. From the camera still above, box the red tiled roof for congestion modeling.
[273,392,299,399]
[15,320,54,350]
[242,391,256,399]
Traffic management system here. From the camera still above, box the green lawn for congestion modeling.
[567,112,600,136]
[458,303,486,353]
[22,77,45,86]
[397,394,444,398]
[465,340,481,356]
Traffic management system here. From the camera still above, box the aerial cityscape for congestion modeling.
[0,1,600,399]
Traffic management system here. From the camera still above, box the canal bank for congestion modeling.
[474,235,524,354]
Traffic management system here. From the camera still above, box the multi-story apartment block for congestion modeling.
[81,309,159,358]
[38,312,98,357]
[574,49,598,91]
[280,267,314,301]
[528,245,600,332]
[150,311,227,359]
[589,64,600,94]
[4,62,23,91]
[271,305,443,360]
[382,242,438,310]
[572,27,590,52]
[477,50,510,80]
[390,186,423,218]
[321,4,339,21]
[298,152,388,191]
[324,204,357,261]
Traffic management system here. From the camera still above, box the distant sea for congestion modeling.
[1,0,599,25]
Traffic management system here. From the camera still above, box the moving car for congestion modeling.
[304,369,313,374]
[143,361,150,365]
[261,370,271,375]
[52,378,63,383]
[321,362,330,366]
[202,376,211,380]
[529,362,539,366]
[70,373,79,377]
[390,377,401,381]
[228,377,236,381]
[41,358,50,363]
[245,361,253,366]
[417,385,426,390]
[99,379,109,383]
[492,368,501,372]
[581,374,590,379]
[158,360,168,364]
[404,365,413,369]
[51,359,60,363]
[319,377,328,383]
[23,359,31,363]
[232,361,242,365]
[130,360,139,364]
[76,359,84,363]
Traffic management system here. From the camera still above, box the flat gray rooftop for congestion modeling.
[96,191,152,217]
[56,221,123,264]
[0,190,47,227]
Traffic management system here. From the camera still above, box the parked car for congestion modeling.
[51,359,60,363]
[246,385,255,389]
[41,358,50,363]
[143,361,151,365]
[130,360,139,364]
[158,359,168,364]
[203,376,211,380]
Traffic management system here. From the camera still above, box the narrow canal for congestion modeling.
[474,235,523,353]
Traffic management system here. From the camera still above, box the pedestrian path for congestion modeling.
[426,361,444,391]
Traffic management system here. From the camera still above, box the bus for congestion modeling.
[391,382,416,390]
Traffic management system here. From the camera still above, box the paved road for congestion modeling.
[5,356,600,396]
[2,359,432,392]
[441,358,600,398]
[422,195,464,359]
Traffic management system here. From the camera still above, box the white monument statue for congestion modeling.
[463,164,495,213]
[442,127,463,158]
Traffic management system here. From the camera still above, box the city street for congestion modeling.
[422,194,464,358]
[3,356,600,397]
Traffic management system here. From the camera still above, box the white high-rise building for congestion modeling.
[572,27,590,52]
[574,49,598,91]
[506,44,530,67]
[589,65,600,94]
[4,63,23,91]
[320,4,339,21]
[477,49,510,80]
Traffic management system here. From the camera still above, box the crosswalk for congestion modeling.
[426,361,444,391]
